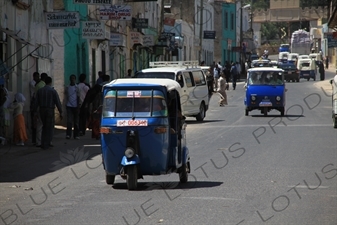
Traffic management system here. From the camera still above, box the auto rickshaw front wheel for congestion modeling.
[106,174,115,185]
[179,163,189,183]
[333,116,337,129]
[126,165,138,190]
[280,107,285,116]
[263,108,268,117]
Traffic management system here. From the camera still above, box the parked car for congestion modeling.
[135,61,210,121]
[278,63,300,82]
[330,73,337,128]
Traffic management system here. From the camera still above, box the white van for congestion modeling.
[298,58,316,81]
[135,61,210,121]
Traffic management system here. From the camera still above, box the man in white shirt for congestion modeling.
[78,73,90,136]
[66,74,80,139]
[213,64,220,91]
[217,74,228,107]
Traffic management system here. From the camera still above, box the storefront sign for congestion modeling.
[99,5,132,20]
[203,31,216,39]
[130,32,143,45]
[110,33,126,47]
[82,21,108,39]
[324,32,337,48]
[159,32,175,40]
[143,35,154,47]
[45,12,80,29]
[73,0,111,5]
[132,18,148,29]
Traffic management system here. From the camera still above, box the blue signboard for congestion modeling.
[324,32,337,48]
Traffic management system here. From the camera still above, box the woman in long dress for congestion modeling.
[10,93,28,146]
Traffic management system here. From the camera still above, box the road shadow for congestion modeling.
[0,127,101,183]
[112,181,223,190]
[251,114,304,118]
[186,120,225,124]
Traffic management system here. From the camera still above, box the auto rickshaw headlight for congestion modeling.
[251,95,256,101]
[125,148,135,158]
[276,96,281,101]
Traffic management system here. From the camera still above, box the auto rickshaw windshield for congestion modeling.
[248,71,284,85]
[103,89,168,117]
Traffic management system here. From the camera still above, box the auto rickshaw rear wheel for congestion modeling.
[245,108,249,116]
[106,174,115,185]
[333,117,337,129]
[179,163,188,183]
[126,165,138,190]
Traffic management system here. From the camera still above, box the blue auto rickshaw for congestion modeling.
[244,68,286,116]
[100,78,190,190]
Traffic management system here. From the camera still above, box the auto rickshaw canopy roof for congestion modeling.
[103,78,183,93]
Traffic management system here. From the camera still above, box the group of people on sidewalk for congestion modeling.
[0,71,110,149]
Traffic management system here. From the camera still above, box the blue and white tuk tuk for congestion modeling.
[245,68,286,116]
[100,78,190,190]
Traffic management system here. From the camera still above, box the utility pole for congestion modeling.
[239,2,244,78]
[199,0,204,64]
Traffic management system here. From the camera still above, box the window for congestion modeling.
[224,11,228,29]
[192,71,206,86]
[231,13,234,30]
[103,90,167,118]
[183,72,193,88]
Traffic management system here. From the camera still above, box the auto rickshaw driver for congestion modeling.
[269,72,283,85]
[249,72,260,84]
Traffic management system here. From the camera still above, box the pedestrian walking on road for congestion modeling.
[78,73,90,136]
[213,64,220,91]
[34,76,63,150]
[29,72,39,144]
[325,56,329,69]
[34,73,48,147]
[217,74,228,107]
[230,62,238,90]
[9,93,28,146]
[65,74,80,140]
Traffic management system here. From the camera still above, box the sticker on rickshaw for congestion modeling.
[127,91,142,97]
[117,119,148,127]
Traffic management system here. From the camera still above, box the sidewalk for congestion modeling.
[0,125,100,159]
[313,65,336,94]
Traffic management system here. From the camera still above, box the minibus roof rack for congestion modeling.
[149,61,199,68]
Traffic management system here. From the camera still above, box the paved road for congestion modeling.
[0,67,336,225]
